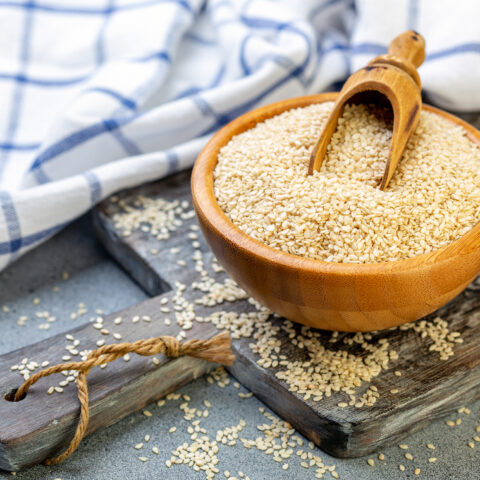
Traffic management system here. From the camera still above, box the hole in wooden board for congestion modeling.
[3,387,26,402]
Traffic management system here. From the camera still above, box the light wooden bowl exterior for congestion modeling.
[192,93,480,332]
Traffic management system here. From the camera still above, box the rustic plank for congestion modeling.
[0,295,221,471]
[93,169,480,458]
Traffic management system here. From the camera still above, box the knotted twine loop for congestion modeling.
[13,331,234,465]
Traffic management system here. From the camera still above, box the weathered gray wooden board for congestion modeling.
[93,169,480,458]
[0,295,221,471]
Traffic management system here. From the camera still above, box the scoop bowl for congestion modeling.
[191,93,480,332]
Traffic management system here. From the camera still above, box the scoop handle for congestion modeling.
[388,30,425,68]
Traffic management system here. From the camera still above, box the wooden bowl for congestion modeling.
[191,93,480,332]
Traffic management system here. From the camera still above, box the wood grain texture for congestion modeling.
[191,93,480,332]
[93,169,480,459]
[0,271,220,469]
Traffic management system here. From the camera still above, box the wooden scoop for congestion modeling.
[308,31,426,190]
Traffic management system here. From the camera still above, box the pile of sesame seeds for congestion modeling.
[214,103,480,263]
[111,195,194,239]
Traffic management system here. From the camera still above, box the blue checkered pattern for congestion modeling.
[0,0,479,270]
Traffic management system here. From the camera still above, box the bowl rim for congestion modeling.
[192,93,480,276]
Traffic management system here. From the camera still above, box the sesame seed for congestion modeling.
[169,427,177,433]
[367,459,374,467]
[414,468,421,475]
[238,392,253,399]
[143,410,152,417]
[138,457,147,462]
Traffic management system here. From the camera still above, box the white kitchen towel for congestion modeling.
[0,0,479,270]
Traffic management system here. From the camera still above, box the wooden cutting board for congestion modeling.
[92,169,480,458]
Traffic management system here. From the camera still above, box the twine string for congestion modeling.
[13,331,234,465]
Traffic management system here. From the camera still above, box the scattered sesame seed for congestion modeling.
[238,392,253,399]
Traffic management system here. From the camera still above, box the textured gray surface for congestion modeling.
[0,215,478,480]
